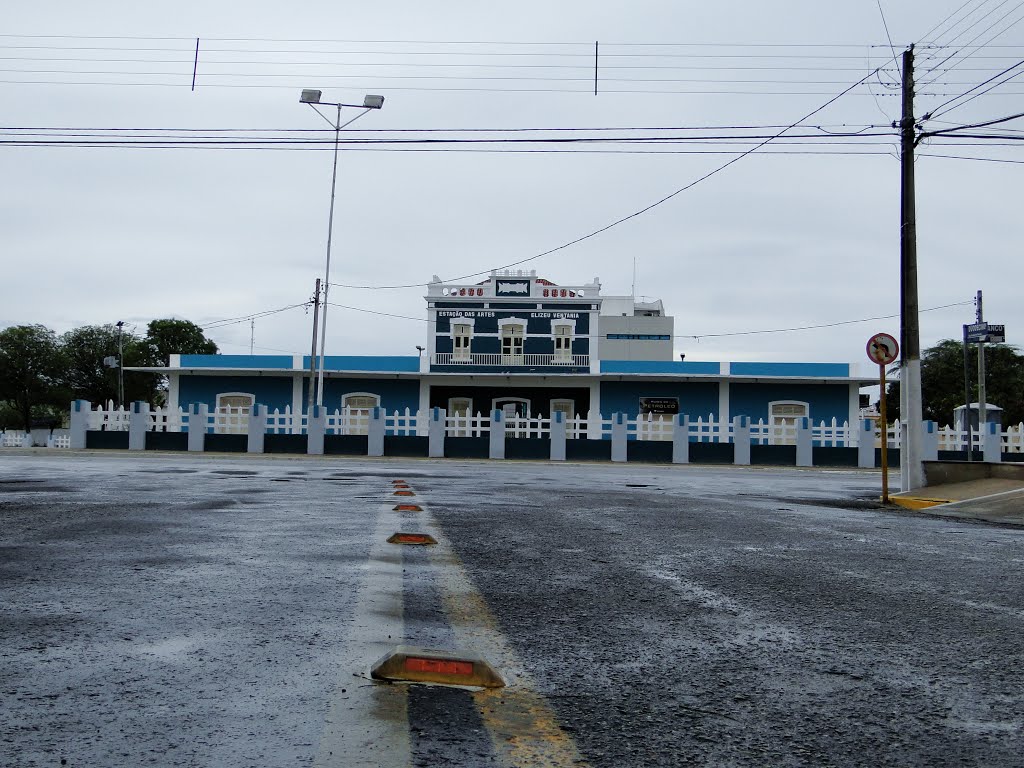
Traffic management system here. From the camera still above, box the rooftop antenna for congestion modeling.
[631,257,637,299]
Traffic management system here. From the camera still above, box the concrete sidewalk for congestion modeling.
[893,469,1024,527]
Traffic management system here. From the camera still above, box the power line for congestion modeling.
[331,65,888,291]
[686,301,974,340]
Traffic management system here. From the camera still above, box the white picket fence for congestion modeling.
[19,401,1024,452]
[0,430,71,448]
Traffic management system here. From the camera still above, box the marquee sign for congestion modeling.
[495,279,531,297]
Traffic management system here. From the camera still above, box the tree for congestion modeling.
[140,319,218,366]
[60,324,157,406]
[0,325,67,431]
[885,339,1024,426]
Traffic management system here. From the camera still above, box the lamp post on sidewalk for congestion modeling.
[299,89,384,409]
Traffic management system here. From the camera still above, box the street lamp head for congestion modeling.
[299,89,322,104]
[362,94,385,109]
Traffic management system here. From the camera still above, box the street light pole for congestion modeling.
[299,90,384,409]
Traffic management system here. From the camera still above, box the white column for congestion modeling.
[718,380,730,423]
[291,375,303,433]
[848,381,861,427]
[187,404,208,452]
[857,418,875,468]
[247,404,267,454]
[368,406,385,457]
[417,379,431,436]
[69,399,91,450]
[489,409,505,459]
[983,421,1002,463]
[672,413,690,464]
[733,415,751,465]
[307,405,326,455]
[796,416,812,467]
[922,420,938,462]
[588,381,601,438]
[611,413,627,462]
[428,407,445,458]
[550,410,567,461]
[167,373,180,412]
[129,401,150,451]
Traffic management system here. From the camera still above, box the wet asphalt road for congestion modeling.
[2,453,1023,767]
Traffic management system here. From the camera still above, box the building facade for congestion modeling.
[150,270,870,433]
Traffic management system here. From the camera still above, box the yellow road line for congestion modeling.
[428,531,589,767]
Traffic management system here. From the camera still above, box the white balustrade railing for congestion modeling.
[433,353,589,367]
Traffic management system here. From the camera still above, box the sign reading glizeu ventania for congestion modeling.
[495,279,531,297]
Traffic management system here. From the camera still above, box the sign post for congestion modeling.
[867,333,900,503]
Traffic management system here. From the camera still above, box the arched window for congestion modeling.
[215,392,254,434]
[342,392,380,435]
[769,401,809,445]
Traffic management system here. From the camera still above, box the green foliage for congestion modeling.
[140,319,218,366]
[885,339,1024,425]
[0,325,67,431]
[2,319,219,419]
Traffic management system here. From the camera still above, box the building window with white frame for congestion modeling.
[553,323,573,363]
[453,323,472,362]
[500,323,525,364]
[769,401,808,445]
[215,392,254,434]
[342,392,380,435]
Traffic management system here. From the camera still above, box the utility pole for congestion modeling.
[307,278,321,414]
[976,290,987,434]
[899,45,926,492]
[116,320,125,409]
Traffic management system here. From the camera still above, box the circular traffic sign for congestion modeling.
[866,332,899,365]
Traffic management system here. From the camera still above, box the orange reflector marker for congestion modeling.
[392,483,410,489]
[393,490,415,496]
[393,504,423,512]
[387,532,437,545]
[371,645,505,688]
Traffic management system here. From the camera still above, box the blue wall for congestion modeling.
[730,362,850,377]
[180,354,292,369]
[321,378,420,413]
[179,375,295,411]
[729,383,851,424]
[600,381,719,418]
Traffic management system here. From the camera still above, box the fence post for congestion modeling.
[550,410,567,461]
[187,404,208,452]
[586,409,602,440]
[489,409,505,459]
[733,415,751,465]
[857,419,875,468]
[983,421,1002,463]
[247,404,267,454]
[796,417,812,467]
[672,413,690,464]
[611,413,627,462]
[129,401,150,451]
[922,420,938,462]
[69,400,91,449]
[428,407,446,458]
[307,405,326,455]
[368,406,385,457]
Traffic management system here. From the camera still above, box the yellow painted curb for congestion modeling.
[371,645,505,688]
[891,496,953,510]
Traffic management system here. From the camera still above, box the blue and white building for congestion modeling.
[156,270,870,433]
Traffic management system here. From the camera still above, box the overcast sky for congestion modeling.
[3,1,1022,374]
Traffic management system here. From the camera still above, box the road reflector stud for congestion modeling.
[387,532,437,545]
[392,483,410,489]
[371,645,505,688]
[393,490,415,496]
[393,504,422,512]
